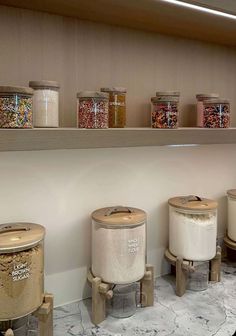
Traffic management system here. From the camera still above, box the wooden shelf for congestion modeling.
[0,0,236,46]
[1,128,236,152]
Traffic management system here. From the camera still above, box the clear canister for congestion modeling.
[0,223,45,321]
[151,91,180,128]
[0,86,33,128]
[100,87,126,128]
[77,91,109,129]
[168,196,217,261]
[29,80,59,128]
[227,189,236,242]
[91,206,146,284]
[203,99,230,128]
[187,261,209,291]
[196,93,219,127]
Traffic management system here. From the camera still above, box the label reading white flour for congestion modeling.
[11,262,30,282]
[128,238,139,253]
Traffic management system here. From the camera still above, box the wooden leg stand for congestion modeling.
[210,246,222,282]
[140,264,154,307]
[34,294,54,336]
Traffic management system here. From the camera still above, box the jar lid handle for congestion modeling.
[184,195,202,203]
[0,225,30,234]
[105,206,133,216]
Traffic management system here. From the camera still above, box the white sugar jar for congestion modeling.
[91,206,146,284]
[29,80,59,127]
[168,196,217,261]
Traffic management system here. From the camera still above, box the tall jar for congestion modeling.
[77,91,109,129]
[196,93,219,127]
[168,196,217,261]
[203,99,230,128]
[100,87,126,128]
[91,206,146,284]
[151,91,180,128]
[29,80,60,128]
[227,189,236,242]
[0,223,45,321]
[0,86,33,128]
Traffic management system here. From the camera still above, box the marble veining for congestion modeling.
[54,262,236,336]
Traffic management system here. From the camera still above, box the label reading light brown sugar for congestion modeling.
[12,262,30,281]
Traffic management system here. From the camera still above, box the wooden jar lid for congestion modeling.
[77,91,109,99]
[0,86,33,95]
[29,80,60,89]
[168,195,218,211]
[0,222,45,253]
[227,189,236,198]
[101,87,127,93]
[91,206,146,227]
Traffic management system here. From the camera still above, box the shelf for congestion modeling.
[1,128,236,152]
[0,0,236,46]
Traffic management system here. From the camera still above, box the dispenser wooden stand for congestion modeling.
[5,294,53,336]
[224,235,236,261]
[87,264,154,325]
[165,246,221,297]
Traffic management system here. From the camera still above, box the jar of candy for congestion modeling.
[0,86,33,128]
[203,99,230,128]
[196,93,219,127]
[100,87,126,128]
[29,80,59,128]
[151,91,180,128]
[77,91,109,129]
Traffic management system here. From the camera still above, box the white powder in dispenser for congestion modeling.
[169,209,217,261]
[92,222,146,284]
[227,196,236,241]
[33,89,59,127]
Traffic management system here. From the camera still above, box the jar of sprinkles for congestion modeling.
[77,91,109,129]
[0,86,33,128]
[29,80,59,128]
[100,87,126,128]
[203,99,230,128]
[196,93,219,127]
[151,91,180,128]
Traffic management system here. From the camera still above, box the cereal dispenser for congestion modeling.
[224,190,236,260]
[165,196,221,297]
[87,206,154,325]
[0,223,53,336]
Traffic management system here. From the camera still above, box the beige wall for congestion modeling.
[0,5,236,128]
[0,6,236,306]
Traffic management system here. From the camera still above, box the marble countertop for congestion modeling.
[54,262,236,336]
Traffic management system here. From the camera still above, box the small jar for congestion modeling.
[77,91,109,129]
[203,99,230,128]
[29,80,60,128]
[196,93,219,127]
[100,87,126,128]
[151,91,180,128]
[0,86,33,128]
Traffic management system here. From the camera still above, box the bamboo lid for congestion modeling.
[204,99,229,104]
[77,91,109,99]
[92,206,146,226]
[0,222,45,253]
[156,91,180,96]
[168,196,218,211]
[151,96,179,103]
[0,86,33,95]
[29,80,60,89]
[227,189,236,198]
[101,87,127,93]
[196,93,219,100]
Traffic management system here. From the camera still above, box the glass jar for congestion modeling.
[77,91,109,129]
[227,189,236,242]
[168,196,217,261]
[187,261,209,291]
[196,93,219,127]
[203,99,230,128]
[29,80,59,128]
[0,223,45,321]
[91,206,146,284]
[151,91,180,128]
[100,87,126,128]
[0,86,33,128]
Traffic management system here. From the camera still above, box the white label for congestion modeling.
[11,262,30,282]
[128,238,140,253]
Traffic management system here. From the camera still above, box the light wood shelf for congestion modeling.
[0,0,236,46]
[1,128,236,152]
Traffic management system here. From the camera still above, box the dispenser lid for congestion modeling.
[29,80,60,89]
[91,206,146,226]
[0,86,34,95]
[0,222,45,253]
[168,196,218,211]
[227,189,236,198]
